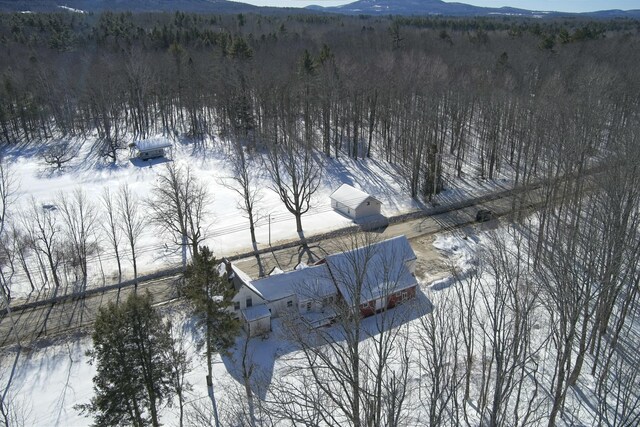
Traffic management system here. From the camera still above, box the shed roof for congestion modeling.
[326,235,417,306]
[252,264,337,302]
[134,137,172,152]
[241,304,271,322]
[329,184,381,210]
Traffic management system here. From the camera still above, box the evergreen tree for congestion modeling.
[229,36,253,60]
[79,293,174,427]
[183,246,239,381]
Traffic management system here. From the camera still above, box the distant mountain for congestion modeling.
[0,0,261,13]
[307,0,640,18]
[1,0,639,18]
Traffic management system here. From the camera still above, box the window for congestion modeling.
[367,201,370,206]
[287,300,293,308]
[401,291,408,301]
[306,301,312,312]
[234,301,240,311]
[246,297,252,308]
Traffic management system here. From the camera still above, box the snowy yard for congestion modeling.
[2,222,632,426]
[3,135,513,301]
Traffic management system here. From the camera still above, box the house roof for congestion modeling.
[229,264,265,300]
[242,304,271,322]
[329,184,381,210]
[325,236,417,306]
[252,264,337,303]
[134,137,172,152]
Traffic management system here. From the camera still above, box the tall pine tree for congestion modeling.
[183,246,239,382]
[79,292,175,427]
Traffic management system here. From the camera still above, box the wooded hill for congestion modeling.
[0,12,638,200]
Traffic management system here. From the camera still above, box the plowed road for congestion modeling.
[0,183,546,347]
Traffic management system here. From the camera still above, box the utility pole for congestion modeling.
[268,214,271,246]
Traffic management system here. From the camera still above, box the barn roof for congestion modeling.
[329,184,381,210]
[252,264,337,302]
[325,236,417,306]
[133,137,172,152]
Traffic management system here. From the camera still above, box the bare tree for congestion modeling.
[221,141,262,252]
[147,163,210,264]
[473,229,546,427]
[0,159,18,302]
[117,184,144,285]
[416,291,463,427]
[0,159,16,237]
[271,233,416,426]
[100,188,123,283]
[0,350,30,427]
[595,332,640,427]
[23,199,62,294]
[453,265,479,423]
[264,121,321,235]
[0,234,17,303]
[11,227,35,294]
[41,141,77,171]
[58,189,98,288]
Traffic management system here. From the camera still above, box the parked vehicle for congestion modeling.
[476,209,493,222]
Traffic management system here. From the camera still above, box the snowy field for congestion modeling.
[3,135,513,300]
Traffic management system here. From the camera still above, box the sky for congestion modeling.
[229,0,639,12]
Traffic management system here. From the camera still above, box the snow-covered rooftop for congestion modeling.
[230,264,265,299]
[326,235,417,306]
[133,137,172,152]
[252,264,337,302]
[330,183,381,210]
[241,304,270,322]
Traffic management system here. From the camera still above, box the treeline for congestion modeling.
[0,12,639,201]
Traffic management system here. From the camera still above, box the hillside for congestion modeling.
[0,0,260,13]
[307,0,640,18]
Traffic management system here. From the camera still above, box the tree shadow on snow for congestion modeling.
[220,287,433,400]
[129,157,172,168]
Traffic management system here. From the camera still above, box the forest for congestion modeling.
[0,12,638,198]
[0,9,639,427]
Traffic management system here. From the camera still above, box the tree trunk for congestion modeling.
[295,214,303,234]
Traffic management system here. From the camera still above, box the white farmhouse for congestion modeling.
[330,183,382,221]
[224,235,418,336]
[251,264,338,326]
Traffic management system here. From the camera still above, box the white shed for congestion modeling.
[130,137,172,160]
[330,184,382,220]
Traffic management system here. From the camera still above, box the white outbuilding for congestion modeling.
[240,305,271,337]
[330,183,382,221]
[129,137,172,160]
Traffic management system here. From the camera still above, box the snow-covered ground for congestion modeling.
[0,136,550,425]
[0,223,615,426]
[4,136,512,300]
[0,230,467,427]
